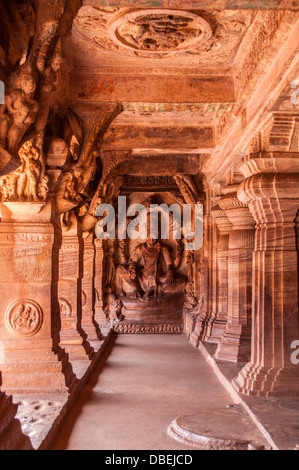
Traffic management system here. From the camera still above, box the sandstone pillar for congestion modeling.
[58,215,94,364]
[190,192,213,348]
[94,239,109,331]
[234,168,299,396]
[201,205,232,343]
[215,186,255,362]
[81,232,102,346]
[0,204,75,395]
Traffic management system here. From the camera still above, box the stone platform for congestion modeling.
[168,405,270,450]
[116,291,184,334]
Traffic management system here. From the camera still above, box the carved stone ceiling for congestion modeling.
[62,3,299,182]
[68,7,254,68]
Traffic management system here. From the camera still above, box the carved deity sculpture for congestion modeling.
[118,237,175,301]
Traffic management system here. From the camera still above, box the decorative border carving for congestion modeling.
[113,322,183,334]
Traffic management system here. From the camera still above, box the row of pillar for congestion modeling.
[189,152,299,397]
[0,202,107,396]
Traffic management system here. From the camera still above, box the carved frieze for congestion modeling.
[113,322,183,334]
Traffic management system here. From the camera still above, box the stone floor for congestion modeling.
[51,334,267,451]
[201,343,299,451]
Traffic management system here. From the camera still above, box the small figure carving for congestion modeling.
[118,240,128,266]
[59,298,72,318]
[6,71,39,158]
[105,243,116,291]
[186,251,195,283]
[183,282,199,313]
[0,140,47,202]
[104,294,124,323]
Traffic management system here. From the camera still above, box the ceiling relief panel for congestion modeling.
[72,7,254,66]
[109,10,213,56]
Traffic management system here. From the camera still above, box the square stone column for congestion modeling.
[233,170,299,396]
[58,216,94,364]
[94,239,109,331]
[215,186,255,363]
[0,203,75,395]
[200,205,232,343]
[81,232,102,346]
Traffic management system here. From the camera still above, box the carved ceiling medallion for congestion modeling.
[108,10,213,55]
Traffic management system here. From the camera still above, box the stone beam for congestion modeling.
[83,0,299,10]
[102,125,215,150]
[105,152,202,175]
[69,74,236,104]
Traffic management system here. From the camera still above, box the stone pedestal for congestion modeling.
[233,170,299,396]
[58,220,94,363]
[0,392,33,450]
[0,206,75,395]
[215,186,255,363]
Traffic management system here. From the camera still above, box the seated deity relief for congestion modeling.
[116,236,187,303]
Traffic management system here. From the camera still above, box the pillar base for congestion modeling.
[233,362,299,397]
[0,393,33,450]
[215,325,251,363]
[200,317,227,344]
[0,348,75,396]
[81,321,103,345]
[59,331,94,362]
[183,312,197,340]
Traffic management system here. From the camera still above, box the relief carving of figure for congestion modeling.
[118,236,176,301]
[183,282,199,315]
[104,294,124,323]
[0,140,47,202]
[4,71,39,158]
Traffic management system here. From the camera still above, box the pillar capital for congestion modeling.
[238,152,299,179]
[211,205,233,235]
[218,186,255,231]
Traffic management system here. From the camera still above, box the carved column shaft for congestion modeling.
[58,222,93,363]
[200,206,232,343]
[81,233,102,345]
[215,187,255,362]
[190,194,213,348]
[94,239,107,328]
[0,208,74,395]
[234,172,299,396]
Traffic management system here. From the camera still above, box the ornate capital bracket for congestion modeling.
[238,173,299,224]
